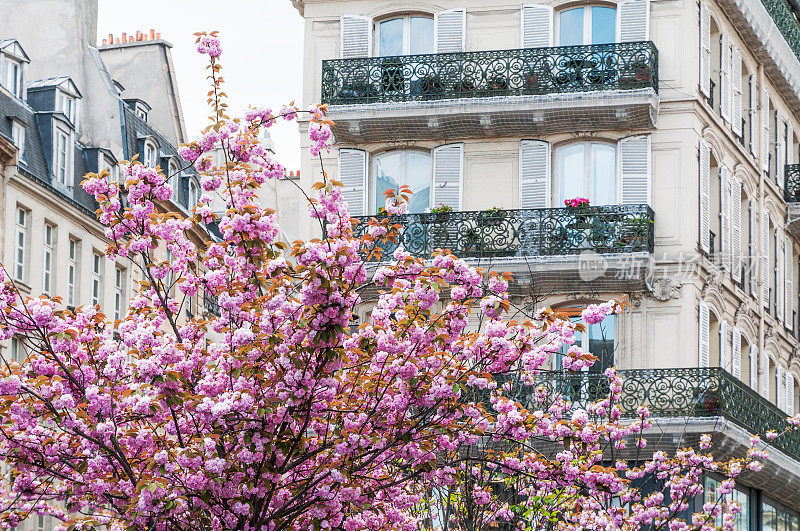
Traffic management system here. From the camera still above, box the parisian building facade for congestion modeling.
[292,0,800,526]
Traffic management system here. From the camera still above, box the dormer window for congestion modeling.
[99,155,118,182]
[0,40,29,99]
[144,141,158,167]
[137,107,148,122]
[188,179,200,210]
[5,59,21,97]
[11,120,25,162]
[168,160,180,189]
[54,127,72,187]
[57,91,76,124]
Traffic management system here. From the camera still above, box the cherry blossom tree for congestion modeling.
[0,34,795,531]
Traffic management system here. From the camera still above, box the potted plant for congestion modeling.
[484,75,509,95]
[338,81,379,103]
[419,74,444,97]
[479,206,506,226]
[564,197,593,227]
[453,78,476,96]
[523,69,541,94]
[615,215,653,248]
[428,203,453,223]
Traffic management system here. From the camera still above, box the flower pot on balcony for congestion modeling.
[523,71,541,94]
[453,78,476,96]
[693,389,720,415]
[479,209,507,227]
[483,75,509,96]
[338,82,379,103]
[424,212,450,224]
[619,63,651,89]
[419,75,444,97]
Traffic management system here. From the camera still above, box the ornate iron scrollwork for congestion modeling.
[785,164,800,202]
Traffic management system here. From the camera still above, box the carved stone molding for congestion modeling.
[650,277,683,301]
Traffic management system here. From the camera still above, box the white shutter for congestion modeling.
[699,301,710,368]
[617,0,650,42]
[519,140,551,209]
[720,166,731,270]
[789,123,795,164]
[732,47,743,137]
[521,4,553,48]
[777,230,784,322]
[777,112,786,188]
[338,148,367,216]
[787,372,796,416]
[432,144,463,210]
[700,139,711,254]
[435,9,466,53]
[750,200,758,296]
[720,320,730,372]
[700,2,711,98]
[762,211,770,306]
[340,15,372,58]
[762,89,771,172]
[720,34,732,122]
[750,76,758,157]
[778,365,785,410]
[750,344,759,389]
[618,135,650,204]
[760,349,770,399]
[785,235,794,329]
[732,177,742,280]
[732,327,742,379]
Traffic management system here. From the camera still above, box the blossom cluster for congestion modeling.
[564,196,590,207]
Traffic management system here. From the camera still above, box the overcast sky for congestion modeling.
[97,0,305,169]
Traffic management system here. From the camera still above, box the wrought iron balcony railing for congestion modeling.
[353,204,654,261]
[322,42,658,105]
[203,291,220,317]
[524,368,800,461]
[762,0,800,63]
[785,163,800,202]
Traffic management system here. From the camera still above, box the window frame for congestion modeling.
[5,57,21,98]
[144,141,158,168]
[552,140,618,206]
[57,90,76,124]
[555,4,618,46]
[370,148,433,214]
[188,178,200,210]
[54,127,71,187]
[10,120,25,161]
[552,307,616,372]
[14,207,27,283]
[42,223,54,295]
[91,252,103,307]
[114,266,126,321]
[374,14,434,56]
[67,238,79,307]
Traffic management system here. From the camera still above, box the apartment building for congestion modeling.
[292,0,800,525]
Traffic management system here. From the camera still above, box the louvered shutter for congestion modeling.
[720,166,731,270]
[750,76,758,157]
[519,140,551,208]
[338,148,367,216]
[617,0,649,42]
[720,34,731,122]
[761,350,770,398]
[700,139,711,254]
[732,327,742,378]
[762,211,770,306]
[777,112,785,188]
[732,47,743,137]
[521,4,553,48]
[750,200,758,296]
[699,301,710,368]
[720,320,730,372]
[435,8,466,53]
[732,177,742,280]
[789,122,795,164]
[787,372,796,416]
[778,365,785,410]
[762,89,771,172]
[700,3,711,98]
[432,144,463,210]
[785,235,794,329]
[618,135,650,204]
[777,230,784,322]
[750,344,759,389]
[340,15,372,58]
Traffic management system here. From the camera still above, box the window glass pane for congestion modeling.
[559,8,584,46]
[591,143,617,205]
[591,7,617,44]
[374,152,403,211]
[405,151,431,213]
[763,502,778,531]
[409,17,434,54]
[732,489,749,531]
[378,18,404,56]
[555,143,585,205]
[588,315,615,371]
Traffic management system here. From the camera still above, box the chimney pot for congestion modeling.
[122,32,127,41]
[150,29,155,39]
[102,39,107,45]
[115,37,120,44]
[156,32,161,39]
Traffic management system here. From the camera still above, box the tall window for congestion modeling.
[557,6,617,46]
[188,180,200,210]
[553,141,617,206]
[42,223,54,295]
[705,477,750,530]
[114,266,126,321]
[5,59,21,98]
[11,121,24,161]
[144,142,157,167]
[168,161,179,190]
[14,207,27,283]
[67,238,78,307]
[375,16,434,56]
[55,128,70,186]
[555,314,616,373]
[91,252,103,306]
[372,150,432,214]
[36,513,46,531]
[10,337,22,363]
[57,92,76,123]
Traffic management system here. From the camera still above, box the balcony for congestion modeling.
[203,291,220,317]
[527,368,800,462]
[321,42,659,143]
[785,164,800,235]
[354,204,654,292]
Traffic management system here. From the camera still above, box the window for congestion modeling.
[5,59,21,98]
[144,142,157,167]
[57,91,76,123]
[553,141,617,206]
[55,128,70,186]
[555,314,616,373]
[188,179,200,210]
[375,15,434,56]
[10,337,22,363]
[10,121,24,161]
[36,513,46,531]
[67,238,78,307]
[91,252,103,306]
[137,107,148,122]
[100,156,118,182]
[762,499,800,531]
[42,223,54,295]
[557,6,616,46]
[372,150,432,213]
[705,477,750,530]
[168,161,179,190]
[14,207,27,283]
[114,266,126,321]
